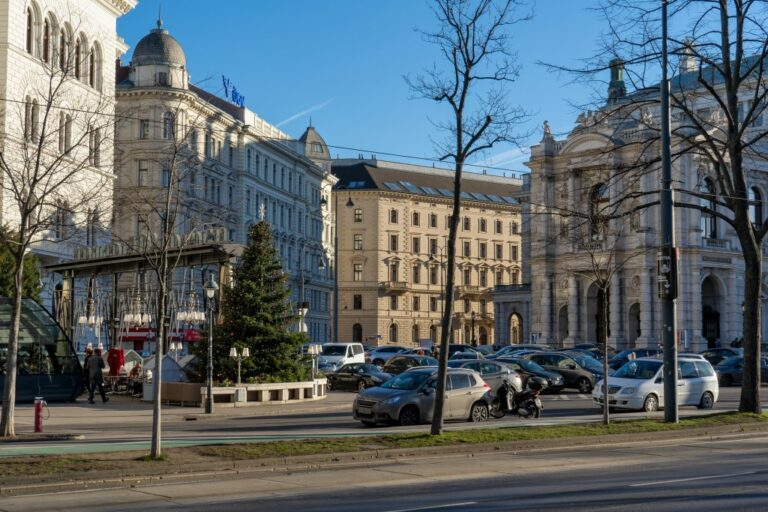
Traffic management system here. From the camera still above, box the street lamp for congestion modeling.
[168,341,182,361]
[229,346,250,385]
[203,273,219,415]
[471,311,477,347]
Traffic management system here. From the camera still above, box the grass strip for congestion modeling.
[2,412,766,480]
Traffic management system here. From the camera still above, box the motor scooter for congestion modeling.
[490,376,546,418]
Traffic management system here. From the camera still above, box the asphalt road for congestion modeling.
[0,386,758,457]
[4,434,767,511]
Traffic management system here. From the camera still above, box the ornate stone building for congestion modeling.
[525,61,768,351]
[114,19,336,343]
[333,159,523,347]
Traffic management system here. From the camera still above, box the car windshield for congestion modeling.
[360,364,379,373]
[512,358,546,373]
[379,371,432,390]
[612,360,662,379]
[718,356,742,368]
[572,354,603,372]
[613,350,635,359]
[322,345,346,356]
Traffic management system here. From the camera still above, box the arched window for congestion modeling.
[162,111,174,139]
[749,186,762,225]
[88,47,95,87]
[64,114,72,153]
[26,8,34,54]
[58,111,65,153]
[412,324,419,343]
[412,212,420,226]
[74,38,81,78]
[590,183,609,235]
[352,323,363,343]
[390,209,398,224]
[31,99,39,142]
[42,18,50,63]
[702,178,717,238]
[24,96,32,141]
[59,29,67,71]
[389,323,398,343]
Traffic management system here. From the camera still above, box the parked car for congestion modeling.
[715,356,768,386]
[487,344,548,360]
[474,345,496,356]
[365,345,409,366]
[700,347,743,366]
[382,354,439,375]
[449,351,485,360]
[317,343,366,373]
[326,363,393,392]
[495,356,565,392]
[593,356,719,412]
[609,348,662,370]
[447,359,523,395]
[446,344,481,358]
[560,345,616,361]
[352,367,493,426]
[523,352,604,393]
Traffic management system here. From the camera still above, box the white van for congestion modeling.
[318,343,365,372]
[593,356,719,412]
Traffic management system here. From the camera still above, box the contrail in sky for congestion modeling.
[277,98,335,127]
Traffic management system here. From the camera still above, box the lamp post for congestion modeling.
[332,187,354,343]
[229,346,250,385]
[471,311,477,347]
[168,341,182,362]
[203,273,219,415]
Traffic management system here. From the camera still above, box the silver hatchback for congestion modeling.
[353,367,492,426]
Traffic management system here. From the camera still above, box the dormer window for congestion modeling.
[156,72,168,86]
[311,142,323,153]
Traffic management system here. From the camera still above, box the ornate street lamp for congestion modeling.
[229,346,250,385]
[203,273,219,414]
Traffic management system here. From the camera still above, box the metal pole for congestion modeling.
[237,357,241,385]
[205,301,213,414]
[660,0,678,423]
[333,192,339,343]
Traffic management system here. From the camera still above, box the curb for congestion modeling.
[0,434,85,444]
[1,422,767,496]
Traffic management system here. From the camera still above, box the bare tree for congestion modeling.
[0,24,113,436]
[557,0,768,413]
[407,0,531,435]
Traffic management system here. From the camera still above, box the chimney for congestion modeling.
[607,58,626,105]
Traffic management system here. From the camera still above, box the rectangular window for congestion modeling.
[412,264,421,284]
[353,233,363,250]
[390,295,398,310]
[412,296,420,311]
[430,265,438,285]
[228,145,234,167]
[412,212,420,226]
[353,294,362,310]
[389,234,398,252]
[246,189,251,215]
[495,243,503,259]
[479,242,487,259]
[429,238,438,256]
[139,119,150,139]
[353,208,363,222]
[480,269,487,287]
[353,263,363,281]
[390,262,399,281]
[496,270,504,285]
[464,268,471,285]
[495,220,502,234]
[463,217,471,231]
[430,214,438,228]
[511,270,519,284]
[430,297,438,312]
[463,299,471,313]
[511,245,519,261]
[228,185,234,209]
[412,236,421,254]
[137,160,148,186]
[479,218,487,232]
[511,222,519,234]
[161,167,170,188]
[463,241,471,257]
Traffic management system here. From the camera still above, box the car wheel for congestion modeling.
[470,402,489,422]
[643,394,659,413]
[698,391,715,410]
[721,374,733,387]
[356,380,367,392]
[373,359,385,367]
[577,377,592,393]
[398,406,420,426]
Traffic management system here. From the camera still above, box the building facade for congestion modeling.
[114,20,336,343]
[1,0,135,303]
[333,159,523,347]
[525,61,768,352]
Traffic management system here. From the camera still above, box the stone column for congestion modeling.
[540,277,552,343]
[564,274,580,346]
[608,271,624,346]
[567,171,576,235]
[636,267,654,347]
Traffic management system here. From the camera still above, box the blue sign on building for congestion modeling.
[222,75,245,108]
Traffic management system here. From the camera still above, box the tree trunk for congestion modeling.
[1,256,26,437]
[150,275,167,458]
[430,160,464,435]
[602,288,610,425]
[740,241,762,413]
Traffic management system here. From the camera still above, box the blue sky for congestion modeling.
[117,1,608,176]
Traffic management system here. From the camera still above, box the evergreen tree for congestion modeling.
[0,227,40,300]
[189,221,308,383]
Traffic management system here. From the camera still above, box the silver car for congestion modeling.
[447,360,523,395]
[353,367,492,426]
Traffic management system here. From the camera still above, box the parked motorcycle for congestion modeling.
[490,376,546,419]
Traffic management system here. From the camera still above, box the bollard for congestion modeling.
[34,396,45,433]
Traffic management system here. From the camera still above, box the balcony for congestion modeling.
[701,237,732,251]
[494,283,531,293]
[455,285,483,298]
[379,281,408,295]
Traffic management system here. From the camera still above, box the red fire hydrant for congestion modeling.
[34,397,45,433]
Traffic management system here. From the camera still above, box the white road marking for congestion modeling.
[558,394,570,400]
[382,502,478,512]
[630,471,756,487]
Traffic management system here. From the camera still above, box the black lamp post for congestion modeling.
[471,310,477,347]
[203,273,218,415]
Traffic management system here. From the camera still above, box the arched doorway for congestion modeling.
[701,276,722,348]
[389,323,398,343]
[479,326,488,345]
[412,324,419,344]
[628,303,640,347]
[352,323,363,343]
[509,313,522,344]
[558,305,568,343]
[586,282,609,344]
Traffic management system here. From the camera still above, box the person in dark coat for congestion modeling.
[86,348,109,404]
[83,347,93,392]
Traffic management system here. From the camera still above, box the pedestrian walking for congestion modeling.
[86,348,109,404]
[83,347,93,392]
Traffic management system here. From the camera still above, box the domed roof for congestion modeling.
[131,20,186,68]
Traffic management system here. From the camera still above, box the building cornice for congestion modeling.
[95,0,137,16]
